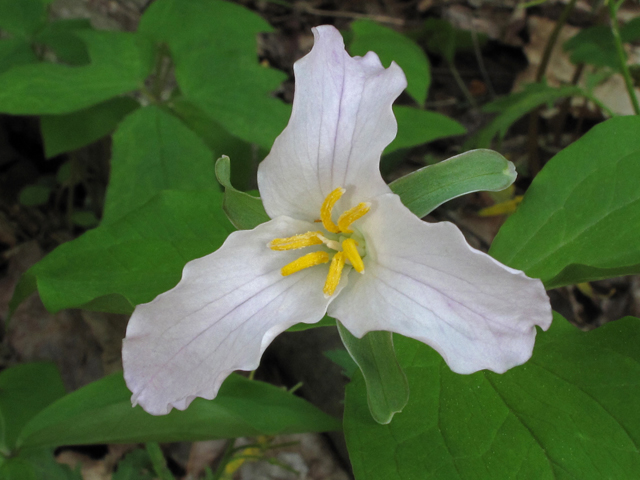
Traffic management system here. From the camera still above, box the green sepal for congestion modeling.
[337,322,409,425]
[390,149,516,218]
[215,155,270,230]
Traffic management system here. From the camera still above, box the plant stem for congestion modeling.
[212,438,236,480]
[608,1,640,114]
[527,0,578,176]
[448,60,478,109]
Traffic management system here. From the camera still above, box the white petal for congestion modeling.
[329,194,552,374]
[258,25,406,221]
[123,217,336,415]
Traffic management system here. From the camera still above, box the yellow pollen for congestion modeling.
[323,252,345,297]
[320,187,345,234]
[269,231,323,251]
[337,202,371,233]
[342,238,364,273]
[281,251,330,276]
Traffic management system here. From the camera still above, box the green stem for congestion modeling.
[447,60,477,109]
[608,1,640,114]
[212,438,236,480]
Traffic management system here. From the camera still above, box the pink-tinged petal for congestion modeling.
[258,25,406,221]
[123,217,335,415]
[329,194,552,374]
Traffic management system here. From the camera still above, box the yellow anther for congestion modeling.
[320,187,345,234]
[269,231,323,251]
[281,251,329,276]
[342,238,364,273]
[323,251,345,297]
[337,202,371,233]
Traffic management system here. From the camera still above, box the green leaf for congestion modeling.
[139,0,290,149]
[323,348,358,379]
[350,20,430,106]
[468,82,587,148]
[490,116,640,288]
[41,96,139,158]
[0,0,47,39]
[344,314,640,479]
[34,19,92,65]
[70,211,99,228]
[337,323,409,425]
[564,26,620,71]
[18,185,51,207]
[286,315,337,332]
[18,372,341,448]
[0,39,38,74]
[0,363,66,451]
[102,105,214,224]
[112,449,155,480]
[215,155,269,230]
[386,106,466,153]
[390,149,516,218]
[145,443,173,480]
[0,449,82,480]
[0,30,154,115]
[23,189,233,314]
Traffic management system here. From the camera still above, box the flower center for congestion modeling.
[268,187,370,297]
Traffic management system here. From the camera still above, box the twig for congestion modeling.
[526,0,578,176]
[608,1,640,114]
[471,29,495,98]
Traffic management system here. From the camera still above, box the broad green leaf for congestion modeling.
[41,96,139,158]
[215,155,269,230]
[420,18,484,63]
[139,0,290,149]
[0,0,47,39]
[387,106,466,153]
[490,116,640,288]
[18,372,341,448]
[286,315,337,332]
[0,449,82,480]
[23,189,234,314]
[0,363,66,451]
[0,39,38,74]
[0,30,154,114]
[350,20,431,106]
[337,323,409,425]
[468,82,591,148]
[34,19,92,65]
[102,105,214,224]
[345,314,640,479]
[390,149,516,218]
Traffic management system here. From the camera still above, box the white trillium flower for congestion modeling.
[123,25,552,415]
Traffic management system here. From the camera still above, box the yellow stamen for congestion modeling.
[323,252,345,297]
[269,231,323,251]
[281,251,329,276]
[320,187,345,234]
[337,202,371,233]
[342,238,364,273]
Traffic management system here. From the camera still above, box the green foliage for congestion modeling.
[17,189,234,314]
[491,116,640,288]
[0,39,38,74]
[112,449,156,480]
[350,20,431,106]
[421,18,485,62]
[41,97,139,158]
[0,448,82,480]
[103,105,214,224]
[344,314,640,479]
[17,372,340,448]
[467,82,604,148]
[18,184,51,207]
[0,30,154,114]
[337,323,409,425]
[387,106,466,153]
[0,0,47,39]
[215,155,269,230]
[34,19,92,65]
[390,149,516,217]
[139,0,290,150]
[0,363,66,451]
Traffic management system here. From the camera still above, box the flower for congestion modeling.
[122,25,552,415]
